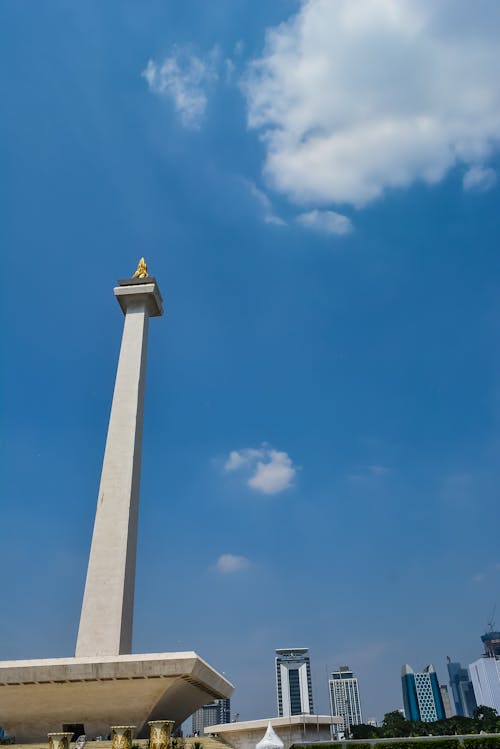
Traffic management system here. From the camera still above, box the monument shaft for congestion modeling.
[76,280,163,657]
[0,269,234,743]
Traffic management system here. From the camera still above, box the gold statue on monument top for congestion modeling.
[132,257,148,279]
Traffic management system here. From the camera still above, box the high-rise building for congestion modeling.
[481,631,500,658]
[275,648,314,716]
[439,684,453,718]
[218,697,231,724]
[446,658,476,717]
[329,666,363,737]
[192,699,231,735]
[469,657,500,713]
[401,664,445,722]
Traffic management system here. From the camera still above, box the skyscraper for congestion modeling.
[481,631,500,658]
[469,657,500,713]
[446,658,476,717]
[329,666,363,737]
[275,648,314,716]
[467,629,500,713]
[439,685,453,718]
[192,699,231,735]
[401,664,445,722]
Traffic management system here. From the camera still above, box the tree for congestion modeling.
[350,724,381,740]
[381,711,412,738]
[474,705,499,732]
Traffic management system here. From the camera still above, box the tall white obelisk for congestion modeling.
[76,262,163,657]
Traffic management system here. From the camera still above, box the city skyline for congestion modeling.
[1,0,500,725]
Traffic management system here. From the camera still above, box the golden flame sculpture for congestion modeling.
[132,257,148,279]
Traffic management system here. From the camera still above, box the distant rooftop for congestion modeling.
[482,631,500,641]
[275,648,309,655]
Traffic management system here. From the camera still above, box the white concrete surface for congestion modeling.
[77,282,162,657]
[0,652,233,743]
[205,715,342,749]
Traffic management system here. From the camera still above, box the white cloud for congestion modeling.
[463,165,497,192]
[223,444,297,494]
[248,450,296,494]
[216,553,250,573]
[224,447,263,472]
[296,209,352,235]
[246,180,286,226]
[243,0,500,207]
[143,46,218,129]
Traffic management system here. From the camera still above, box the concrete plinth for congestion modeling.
[0,652,233,743]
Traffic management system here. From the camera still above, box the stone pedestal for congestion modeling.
[111,725,136,749]
[48,732,73,749]
[0,650,234,742]
[148,720,174,749]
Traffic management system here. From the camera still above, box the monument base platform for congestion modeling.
[205,716,343,749]
[0,652,233,743]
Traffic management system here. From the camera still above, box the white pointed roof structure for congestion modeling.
[256,722,284,749]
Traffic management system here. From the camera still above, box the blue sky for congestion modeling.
[1,0,500,725]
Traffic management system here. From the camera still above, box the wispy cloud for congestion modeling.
[463,165,497,192]
[224,444,297,494]
[215,553,250,573]
[224,58,236,83]
[245,180,286,226]
[367,464,391,476]
[471,561,500,585]
[296,209,353,236]
[142,46,218,129]
[348,464,391,482]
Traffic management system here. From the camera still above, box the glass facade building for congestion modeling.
[401,664,445,722]
[446,658,476,717]
[191,698,231,735]
[275,648,314,717]
[329,666,363,737]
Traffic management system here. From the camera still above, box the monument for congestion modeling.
[0,261,233,742]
